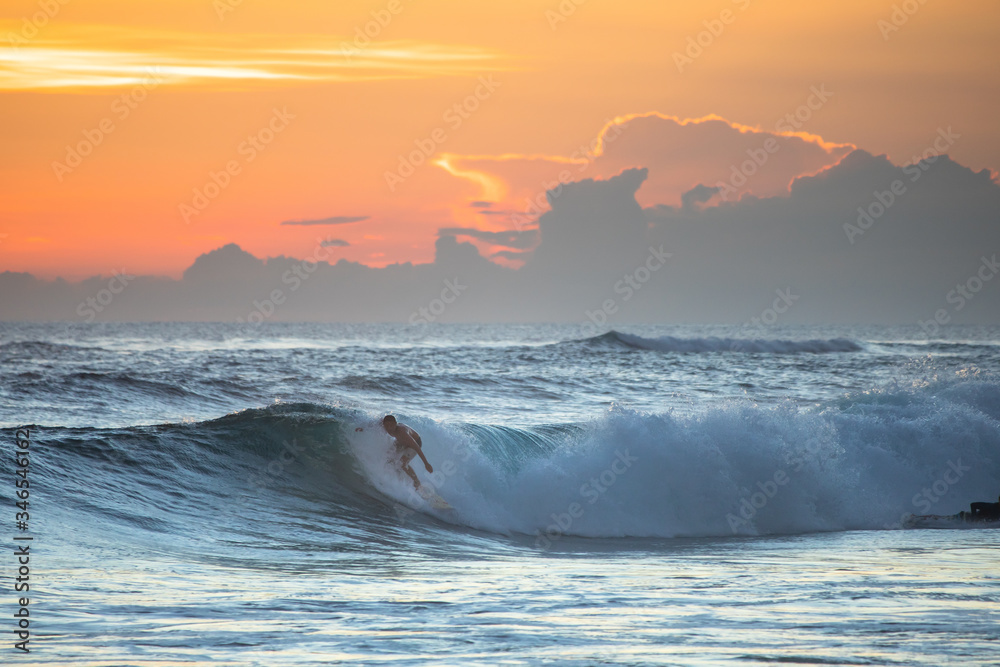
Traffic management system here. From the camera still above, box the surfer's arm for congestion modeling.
[409,442,432,473]
[404,427,432,472]
[415,447,432,473]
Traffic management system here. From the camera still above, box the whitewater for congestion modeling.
[1,322,998,665]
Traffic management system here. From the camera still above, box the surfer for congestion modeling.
[968,494,1000,522]
[357,415,433,490]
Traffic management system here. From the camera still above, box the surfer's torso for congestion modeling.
[389,423,420,462]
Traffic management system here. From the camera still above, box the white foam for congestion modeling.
[348,379,1000,540]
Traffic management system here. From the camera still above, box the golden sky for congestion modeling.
[1,0,998,279]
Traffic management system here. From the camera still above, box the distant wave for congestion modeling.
[63,371,196,398]
[6,378,999,544]
[581,330,865,354]
[0,340,108,357]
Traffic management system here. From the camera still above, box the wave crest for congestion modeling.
[582,330,864,354]
[14,378,1000,542]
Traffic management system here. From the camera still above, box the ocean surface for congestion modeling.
[1,322,999,666]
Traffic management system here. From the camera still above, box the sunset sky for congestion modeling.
[1,0,998,280]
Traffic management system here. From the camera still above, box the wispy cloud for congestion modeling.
[491,249,531,261]
[0,26,507,91]
[281,215,369,226]
[320,238,350,247]
[439,227,538,249]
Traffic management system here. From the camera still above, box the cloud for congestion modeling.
[321,239,350,247]
[491,249,531,261]
[639,150,1000,322]
[681,184,721,211]
[436,114,854,218]
[519,168,651,296]
[438,227,539,250]
[281,215,369,226]
[4,120,999,325]
[0,26,507,91]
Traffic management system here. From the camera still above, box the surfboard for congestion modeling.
[417,486,452,510]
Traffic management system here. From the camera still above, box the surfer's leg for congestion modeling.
[401,463,421,490]
[393,449,421,489]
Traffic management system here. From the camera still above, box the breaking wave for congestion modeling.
[7,378,999,549]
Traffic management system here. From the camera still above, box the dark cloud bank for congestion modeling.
[3,149,998,325]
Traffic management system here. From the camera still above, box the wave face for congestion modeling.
[585,330,865,354]
[11,377,999,546]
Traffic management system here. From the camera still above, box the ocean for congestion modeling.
[1,322,999,666]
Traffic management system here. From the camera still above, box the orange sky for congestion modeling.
[1,0,998,279]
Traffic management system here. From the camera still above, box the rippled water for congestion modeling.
[1,322,999,665]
